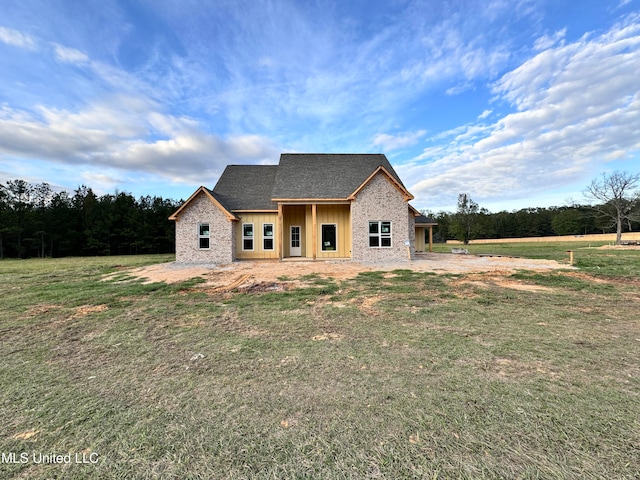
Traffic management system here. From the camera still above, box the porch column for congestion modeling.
[428,225,433,252]
[277,203,283,259]
[312,203,317,260]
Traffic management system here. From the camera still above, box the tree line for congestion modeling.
[429,204,617,243]
[0,180,180,259]
[2,171,638,258]
[429,171,640,244]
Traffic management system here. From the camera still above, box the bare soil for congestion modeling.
[114,253,572,291]
[597,244,640,250]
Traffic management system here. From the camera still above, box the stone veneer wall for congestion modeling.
[351,172,413,262]
[174,192,235,263]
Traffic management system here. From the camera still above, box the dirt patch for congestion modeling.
[26,304,62,317]
[207,310,270,338]
[112,253,571,291]
[11,429,39,441]
[72,304,108,318]
[448,272,554,293]
[457,357,560,380]
[311,332,344,341]
[350,295,384,316]
[597,244,640,250]
[239,281,287,293]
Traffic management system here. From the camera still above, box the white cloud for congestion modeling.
[0,99,280,186]
[0,26,35,49]
[478,109,492,119]
[80,171,123,193]
[533,28,567,51]
[409,15,640,209]
[372,130,426,152]
[53,43,89,63]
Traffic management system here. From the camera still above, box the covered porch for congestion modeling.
[414,215,438,253]
[277,203,351,260]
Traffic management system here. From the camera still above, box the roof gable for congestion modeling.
[271,153,409,200]
[168,186,238,221]
[348,165,414,201]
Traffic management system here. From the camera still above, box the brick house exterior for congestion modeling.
[173,189,236,263]
[169,154,434,263]
[351,171,413,262]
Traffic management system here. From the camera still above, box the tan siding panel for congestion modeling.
[282,205,307,257]
[415,227,426,252]
[235,212,279,259]
[316,204,350,258]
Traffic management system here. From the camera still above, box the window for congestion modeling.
[242,223,254,250]
[198,223,210,249]
[321,224,337,251]
[263,223,274,250]
[369,221,391,247]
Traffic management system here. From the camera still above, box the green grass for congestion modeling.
[1,252,639,479]
[433,240,640,278]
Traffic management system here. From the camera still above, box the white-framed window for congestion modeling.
[321,224,337,251]
[263,223,274,250]
[242,223,254,251]
[369,221,392,248]
[198,223,210,249]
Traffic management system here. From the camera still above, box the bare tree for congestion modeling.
[583,171,640,244]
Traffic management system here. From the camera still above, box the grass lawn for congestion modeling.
[433,241,640,278]
[1,247,639,479]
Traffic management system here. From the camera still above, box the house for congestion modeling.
[169,153,436,263]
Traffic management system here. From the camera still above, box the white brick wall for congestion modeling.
[351,172,413,262]
[174,192,235,263]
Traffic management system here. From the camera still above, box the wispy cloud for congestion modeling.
[1,1,638,208]
[153,0,525,146]
[372,130,427,152]
[0,26,35,49]
[407,15,640,208]
[53,43,89,63]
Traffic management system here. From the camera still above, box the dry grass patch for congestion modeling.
[448,272,554,293]
[71,304,109,318]
[2,254,639,479]
[457,356,561,380]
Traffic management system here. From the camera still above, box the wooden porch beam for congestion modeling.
[428,225,433,252]
[312,203,317,260]
[277,203,283,259]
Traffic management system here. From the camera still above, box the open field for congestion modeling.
[446,232,640,245]
[1,245,639,479]
[433,241,640,278]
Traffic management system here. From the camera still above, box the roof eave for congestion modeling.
[271,198,350,203]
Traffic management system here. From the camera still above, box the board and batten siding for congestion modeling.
[415,227,426,252]
[307,204,351,258]
[234,212,279,259]
[282,205,307,257]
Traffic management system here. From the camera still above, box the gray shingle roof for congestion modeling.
[212,165,279,210]
[210,154,409,210]
[415,214,437,225]
[271,153,406,199]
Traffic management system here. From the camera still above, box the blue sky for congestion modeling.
[1,0,639,212]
